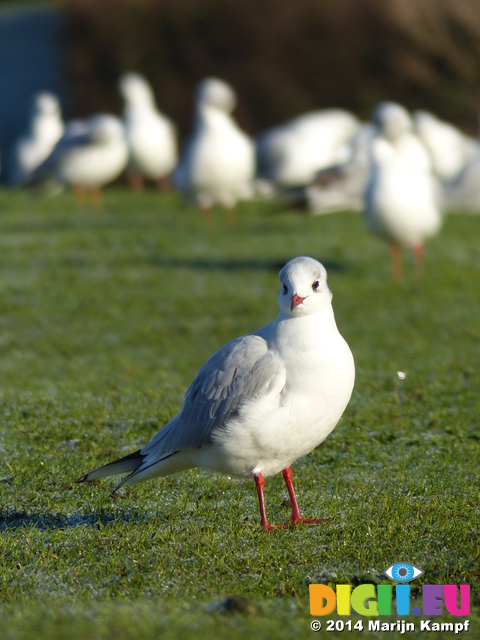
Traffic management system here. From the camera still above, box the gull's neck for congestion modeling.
[265,304,339,352]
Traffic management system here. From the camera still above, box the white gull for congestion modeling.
[364,102,442,279]
[10,91,64,185]
[33,114,128,205]
[77,257,355,530]
[256,109,359,189]
[119,72,178,189]
[413,110,479,183]
[307,123,375,215]
[173,77,255,218]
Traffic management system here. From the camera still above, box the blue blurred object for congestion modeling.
[0,5,68,183]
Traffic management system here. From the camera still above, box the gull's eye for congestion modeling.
[282,283,288,295]
[312,280,320,291]
[384,563,423,583]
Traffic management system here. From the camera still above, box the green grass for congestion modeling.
[0,189,478,638]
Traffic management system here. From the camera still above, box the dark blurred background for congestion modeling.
[1,0,480,181]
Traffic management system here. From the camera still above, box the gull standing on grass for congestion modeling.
[119,72,178,190]
[32,114,128,207]
[364,102,442,280]
[77,257,355,530]
[173,77,255,223]
[10,91,64,186]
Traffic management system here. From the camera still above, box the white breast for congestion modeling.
[175,105,255,208]
[197,309,355,477]
[365,138,442,248]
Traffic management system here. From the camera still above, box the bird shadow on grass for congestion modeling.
[28,255,345,273]
[146,256,344,273]
[0,508,138,532]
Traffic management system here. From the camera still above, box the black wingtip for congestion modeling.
[74,473,89,483]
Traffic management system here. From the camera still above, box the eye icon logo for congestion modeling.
[385,562,423,583]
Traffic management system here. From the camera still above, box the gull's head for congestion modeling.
[372,101,412,142]
[195,77,237,113]
[34,92,61,117]
[119,73,155,106]
[87,115,126,145]
[278,257,332,317]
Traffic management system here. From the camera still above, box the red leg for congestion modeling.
[413,244,425,277]
[155,175,171,191]
[282,466,327,525]
[201,206,213,225]
[390,245,403,281]
[90,185,103,209]
[254,473,289,531]
[254,472,273,531]
[282,466,302,523]
[127,171,145,192]
[73,184,86,204]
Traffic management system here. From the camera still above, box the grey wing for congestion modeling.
[141,334,285,459]
[31,122,92,183]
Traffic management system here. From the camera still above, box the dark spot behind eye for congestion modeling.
[312,280,320,290]
[282,283,288,294]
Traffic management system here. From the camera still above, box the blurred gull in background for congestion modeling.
[443,152,480,214]
[306,105,480,217]
[173,77,255,222]
[9,91,64,186]
[364,102,442,279]
[371,102,432,172]
[119,72,178,190]
[256,109,359,191]
[413,110,480,184]
[306,122,374,214]
[413,109,480,214]
[32,114,128,206]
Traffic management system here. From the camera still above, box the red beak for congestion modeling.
[291,293,306,311]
